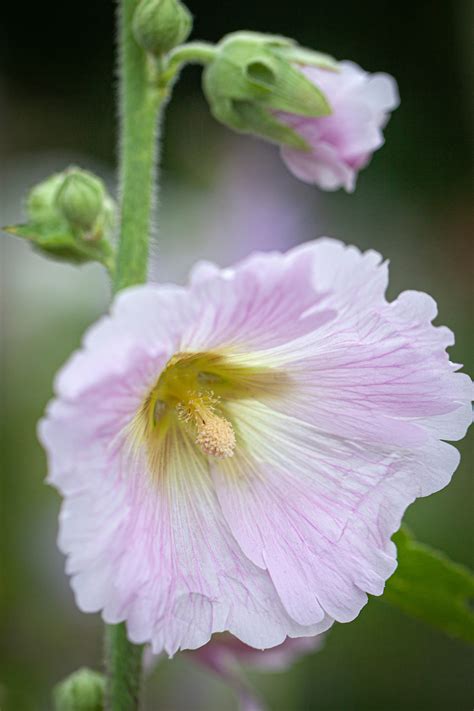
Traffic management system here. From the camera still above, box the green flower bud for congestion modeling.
[26,172,64,224]
[56,169,106,232]
[132,0,192,56]
[53,667,105,711]
[93,194,116,242]
[202,32,335,149]
[5,167,116,270]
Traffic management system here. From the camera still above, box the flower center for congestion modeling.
[126,351,287,472]
[144,352,239,459]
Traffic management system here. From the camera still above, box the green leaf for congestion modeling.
[3,221,114,271]
[384,527,474,643]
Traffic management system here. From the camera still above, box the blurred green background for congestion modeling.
[1,1,473,709]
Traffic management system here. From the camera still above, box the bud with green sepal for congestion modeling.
[202,31,337,149]
[55,167,116,243]
[27,172,65,224]
[2,167,116,271]
[57,170,105,235]
[132,0,192,57]
[53,667,105,711]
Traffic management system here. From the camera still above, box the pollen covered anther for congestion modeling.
[176,394,236,459]
[194,411,236,459]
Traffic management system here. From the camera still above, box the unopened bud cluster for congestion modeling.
[1,167,118,268]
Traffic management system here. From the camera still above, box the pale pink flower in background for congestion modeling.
[280,62,399,191]
[154,141,317,283]
[146,634,323,711]
[39,238,472,656]
[189,634,323,711]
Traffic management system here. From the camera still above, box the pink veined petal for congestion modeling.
[282,300,472,446]
[214,403,392,624]
[55,285,194,400]
[183,244,337,350]
[306,238,388,315]
[234,266,470,448]
[185,239,388,350]
[213,400,464,626]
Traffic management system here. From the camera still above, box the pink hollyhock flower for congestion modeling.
[280,62,399,192]
[189,634,323,711]
[39,238,472,655]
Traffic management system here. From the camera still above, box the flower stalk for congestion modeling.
[105,623,144,710]
[113,0,164,293]
[106,0,162,704]
[160,41,216,84]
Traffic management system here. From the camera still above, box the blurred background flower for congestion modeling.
[1,1,473,709]
[145,634,325,711]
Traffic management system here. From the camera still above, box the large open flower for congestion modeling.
[39,239,473,655]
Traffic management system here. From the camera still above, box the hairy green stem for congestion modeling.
[106,0,165,705]
[161,41,216,84]
[113,0,164,293]
[105,623,144,710]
